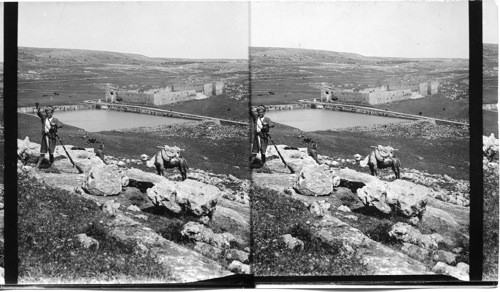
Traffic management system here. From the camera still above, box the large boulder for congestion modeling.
[335,168,378,185]
[147,179,219,216]
[125,168,169,185]
[264,145,318,173]
[356,179,428,217]
[83,164,124,196]
[293,164,334,196]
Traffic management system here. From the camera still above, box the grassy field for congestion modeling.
[18,113,251,180]
[264,121,469,180]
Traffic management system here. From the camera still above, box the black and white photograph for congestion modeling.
[16,2,251,284]
[249,0,497,281]
[6,0,499,288]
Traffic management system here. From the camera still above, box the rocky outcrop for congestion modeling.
[401,243,430,262]
[226,249,250,264]
[83,164,124,196]
[75,233,99,250]
[432,262,469,281]
[147,179,220,217]
[281,234,304,251]
[294,164,334,196]
[356,179,428,217]
[389,222,444,250]
[314,214,432,275]
[228,260,250,274]
[102,200,120,217]
[181,221,238,249]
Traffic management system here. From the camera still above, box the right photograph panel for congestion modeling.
[250,1,472,279]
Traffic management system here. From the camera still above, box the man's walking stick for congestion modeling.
[55,134,84,174]
[267,133,295,174]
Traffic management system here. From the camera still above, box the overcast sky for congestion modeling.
[251,1,474,58]
[8,1,500,62]
[18,2,249,59]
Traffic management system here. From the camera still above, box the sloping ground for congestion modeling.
[251,146,470,279]
[17,140,251,283]
[253,172,430,275]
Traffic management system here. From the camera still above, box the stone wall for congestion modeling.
[419,83,429,96]
[367,89,412,105]
[212,81,224,95]
[106,90,117,103]
[153,90,197,105]
[388,83,419,92]
[430,81,439,95]
[321,88,333,102]
[173,84,204,92]
[331,90,369,104]
[204,83,213,96]
[117,91,155,104]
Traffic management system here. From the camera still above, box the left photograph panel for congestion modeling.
[16,2,250,284]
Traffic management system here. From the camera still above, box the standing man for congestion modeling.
[35,103,63,168]
[250,105,274,167]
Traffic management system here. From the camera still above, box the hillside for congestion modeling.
[17,47,249,110]
[250,47,469,121]
[483,43,498,105]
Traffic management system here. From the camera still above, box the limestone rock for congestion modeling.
[181,221,236,249]
[75,233,99,250]
[401,243,430,262]
[356,179,428,217]
[147,179,219,217]
[281,234,304,251]
[125,168,168,185]
[83,164,123,196]
[226,249,250,264]
[309,201,324,217]
[127,205,141,212]
[194,241,223,260]
[389,222,444,250]
[432,262,469,281]
[433,250,457,265]
[335,168,378,185]
[102,200,120,217]
[228,260,251,274]
[337,205,352,213]
[294,164,333,196]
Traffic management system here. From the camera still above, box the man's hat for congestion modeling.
[257,105,266,113]
[45,106,54,113]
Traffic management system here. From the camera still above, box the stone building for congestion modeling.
[106,81,225,106]
[321,81,439,105]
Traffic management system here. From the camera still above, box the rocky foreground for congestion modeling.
[17,137,250,283]
[252,143,474,280]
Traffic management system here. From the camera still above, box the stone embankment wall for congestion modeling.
[17,104,96,114]
[265,102,468,127]
[331,90,369,105]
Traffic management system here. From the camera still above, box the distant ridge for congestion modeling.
[18,46,245,65]
[250,46,467,63]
